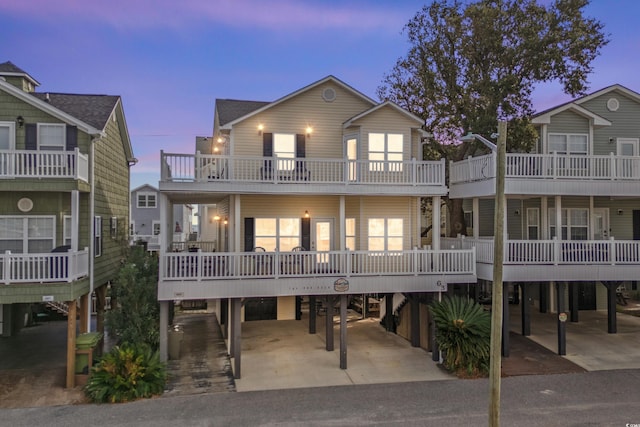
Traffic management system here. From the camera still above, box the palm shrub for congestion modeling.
[430,296,491,377]
[85,343,166,403]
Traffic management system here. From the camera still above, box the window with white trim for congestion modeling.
[526,208,539,240]
[255,217,300,251]
[94,216,102,257]
[0,122,15,150]
[549,208,588,240]
[368,133,403,172]
[38,123,65,151]
[110,217,118,239]
[273,133,296,171]
[0,216,55,253]
[137,192,157,208]
[368,218,403,251]
[345,218,356,250]
[152,220,161,236]
[548,134,588,155]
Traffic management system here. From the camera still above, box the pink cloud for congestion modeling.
[0,0,409,32]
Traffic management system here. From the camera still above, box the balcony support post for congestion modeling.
[384,294,394,332]
[79,293,89,334]
[605,282,618,334]
[569,283,579,323]
[159,301,169,362]
[339,294,347,369]
[231,297,242,379]
[325,296,334,352]
[308,296,317,334]
[410,294,420,348]
[65,299,77,388]
[556,282,567,355]
[521,283,531,336]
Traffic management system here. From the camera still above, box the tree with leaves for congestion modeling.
[378,0,608,235]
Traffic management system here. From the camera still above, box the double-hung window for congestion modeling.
[38,123,65,151]
[368,218,403,251]
[368,133,403,172]
[345,218,356,250]
[549,208,588,240]
[526,208,539,240]
[548,133,589,174]
[137,192,157,208]
[94,216,102,257]
[255,217,300,251]
[0,216,55,253]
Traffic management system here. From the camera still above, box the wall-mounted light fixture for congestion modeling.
[618,209,624,215]
[304,210,310,218]
[214,214,221,221]
[16,116,24,128]
[514,209,520,216]
[258,124,264,136]
[609,137,615,144]
[306,126,313,138]
[224,217,228,225]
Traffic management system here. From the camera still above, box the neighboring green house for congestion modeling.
[0,61,135,387]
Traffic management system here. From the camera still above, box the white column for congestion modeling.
[541,197,548,239]
[472,197,480,238]
[71,190,79,252]
[234,195,241,253]
[555,196,562,239]
[432,195,441,250]
[339,196,345,250]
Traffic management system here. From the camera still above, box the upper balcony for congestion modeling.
[442,236,640,283]
[159,152,447,196]
[0,148,89,189]
[0,248,89,285]
[449,152,640,198]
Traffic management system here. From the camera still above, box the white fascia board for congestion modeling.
[532,103,611,127]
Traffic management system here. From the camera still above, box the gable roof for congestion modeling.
[220,76,377,130]
[131,183,158,194]
[216,99,270,127]
[0,61,40,87]
[343,101,424,128]
[31,92,120,130]
[532,84,640,126]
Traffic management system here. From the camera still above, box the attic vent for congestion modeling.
[607,97,619,112]
[322,87,336,102]
[17,197,33,212]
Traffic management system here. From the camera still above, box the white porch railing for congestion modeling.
[0,248,89,284]
[443,236,640,265]
[160,248,476,281]
[0,148,89,182]
[161,152,446,187]
[450,152,640,184]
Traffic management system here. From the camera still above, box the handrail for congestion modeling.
[450,152,640,184]
[161,152,446,186]
[0,149,89,182]
[160,248,476,281]
[0,248,89,284]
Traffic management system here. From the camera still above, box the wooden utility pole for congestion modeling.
[489,120,507,426]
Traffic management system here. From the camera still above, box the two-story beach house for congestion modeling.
[0,62,134,387]
[130,184,194,252]
[447,84,640,354]
[157,76,476,377]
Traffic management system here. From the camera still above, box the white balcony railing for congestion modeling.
[161,152,446,187]
[160,248,476,281]
[442,236,640,266]
[0,248,89,284]
[0,148,89,182]
[450,152,640,184]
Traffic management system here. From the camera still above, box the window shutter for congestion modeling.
[263,133,273,156]
[25,124,37,150]
[244,217,255,251]
[296,134,306,158]
[66,125,78,150]
[301,217,311,251]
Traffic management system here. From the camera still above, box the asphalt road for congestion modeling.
[3,369,640,426]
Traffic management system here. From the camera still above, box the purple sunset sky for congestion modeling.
[1,0,639,189]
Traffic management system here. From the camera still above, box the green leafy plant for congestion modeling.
[106,247,160,349]
[430,296,491,377]
[84,343,166,403]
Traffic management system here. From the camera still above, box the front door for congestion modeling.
[592,208,610,240]
[312,218,334,271]
[617,138,640,178]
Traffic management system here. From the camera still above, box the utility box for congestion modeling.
[168,325,184,360]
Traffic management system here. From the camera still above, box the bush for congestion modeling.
[430,296,491,377]
[84,343,166,403]
[106,248,160,349]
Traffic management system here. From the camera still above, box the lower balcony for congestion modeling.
[0,249,89,285]
[442,236,640,282]
[158,248,477,300]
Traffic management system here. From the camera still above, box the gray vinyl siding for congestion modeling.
[131,185,159,236]
[546,111,590,149]
[582,90,640,155]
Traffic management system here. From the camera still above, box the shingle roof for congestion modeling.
[216,99,270,127]
[0,61,28,74]
[31,92,120,130]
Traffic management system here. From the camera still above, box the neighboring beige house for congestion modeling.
[157,76,477,377]
[448,84,640,352]
[0,61,135,387]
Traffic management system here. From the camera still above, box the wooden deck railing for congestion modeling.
[160,248,476,281]
[442,236,640,265]
[0,148,89,182]
[450,152,640,184]
[161,151,446,187]
[0,248,89,284]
